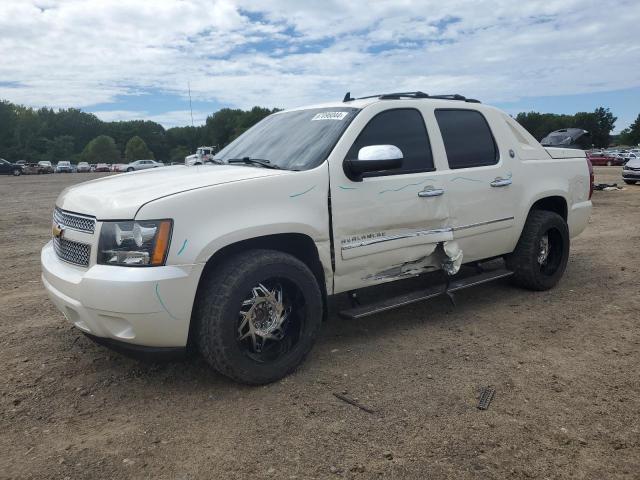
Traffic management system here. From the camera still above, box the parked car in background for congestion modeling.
[624,153,639,165]
[112,163,128,172]
[586,151,622,166]
[541,128,591,149]
[15,160,27,166]
[22,163,40,175]
[94,163,110,172]
[77,162,91,173]
[56,161,72,173]
[622,156,640,184]
[0,158,23,176]
[38,161,55,174]
[125,159,164,171]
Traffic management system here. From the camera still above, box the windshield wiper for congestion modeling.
[226,157,281,170]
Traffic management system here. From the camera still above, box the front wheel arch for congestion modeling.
[194,249,323,383]
[187,233,328,351]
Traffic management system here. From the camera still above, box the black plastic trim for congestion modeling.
[84,333,186,361]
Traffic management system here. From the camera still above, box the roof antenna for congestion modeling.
[188,80,194,127]
[343,91,353,102]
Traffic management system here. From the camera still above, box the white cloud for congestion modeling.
[93,109,209,128]
[0,0,639,127]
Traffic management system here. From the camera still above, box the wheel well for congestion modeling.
[188,234,328,351]
[530,196,567,221]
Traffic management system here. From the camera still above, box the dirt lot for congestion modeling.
[1,168,639,479]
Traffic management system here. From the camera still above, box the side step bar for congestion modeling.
[339,268,513,320]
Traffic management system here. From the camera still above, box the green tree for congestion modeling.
[516,107,617,148]
[169,145,191,163]
[573,107,616,148]
[0,98,277,162]
[81,135,120,164]
[45,135,75,162]
[515,112,573,141]
[618,114,640,146]
[124,135,154,161]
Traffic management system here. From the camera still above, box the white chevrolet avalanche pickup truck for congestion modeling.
[42,92,592,384]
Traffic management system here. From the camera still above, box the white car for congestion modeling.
[125,159,164,172]
[55,160,72,173]
[77,162,91,173]
[622,156,640,184]
[42,92,592,384]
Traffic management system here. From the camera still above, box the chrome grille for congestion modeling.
[53,237,91,267]
[53,208,96,233]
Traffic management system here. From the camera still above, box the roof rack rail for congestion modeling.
[343,91,481,103]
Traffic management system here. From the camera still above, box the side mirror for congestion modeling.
[344,145,403,180]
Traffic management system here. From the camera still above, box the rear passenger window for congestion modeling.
[435,109,498,169]
[347,109,434,175]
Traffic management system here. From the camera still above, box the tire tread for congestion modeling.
[195,249,321,384]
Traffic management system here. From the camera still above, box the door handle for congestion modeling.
[418,187,445,198]
[490,178,512,188]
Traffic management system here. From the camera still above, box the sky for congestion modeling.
[1,0,639,131]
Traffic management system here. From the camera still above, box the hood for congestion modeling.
[626,158,640,168]
[56,165,287,219]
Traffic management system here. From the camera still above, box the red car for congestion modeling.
[586,151,623,166]
[95,163,111,172]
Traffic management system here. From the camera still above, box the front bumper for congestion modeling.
[41,240,204,347]
[622,170,640,180]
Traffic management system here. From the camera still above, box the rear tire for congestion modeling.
[194,249,323,384]
[506,210,569,291]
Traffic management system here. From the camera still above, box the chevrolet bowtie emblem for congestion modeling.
[52,224,64,239]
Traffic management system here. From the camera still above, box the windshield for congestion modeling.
[214,107,360,171]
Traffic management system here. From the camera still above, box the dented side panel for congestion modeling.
[327,101,455,294]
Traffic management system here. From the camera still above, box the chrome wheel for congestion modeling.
[236,279,301,363]
[538,227,564,276]
[537,234,550,265]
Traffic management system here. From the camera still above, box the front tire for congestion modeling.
[12,168,21,176]
[126,167,134,172]
[194,249,323,384]
[624,180,636,185]
[506,210,570,291]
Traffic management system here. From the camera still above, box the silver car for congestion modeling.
[623,156,640,185]
[125,159,164,172]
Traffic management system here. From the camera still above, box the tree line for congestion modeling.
[0,100,277,164]
[515,107,639,148]
[1,99,638,164]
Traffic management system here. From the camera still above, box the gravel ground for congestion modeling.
[1,168,639,480]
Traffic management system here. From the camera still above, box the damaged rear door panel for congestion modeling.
[429,107,517,262]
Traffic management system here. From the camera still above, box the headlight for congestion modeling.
[98,220,172,266]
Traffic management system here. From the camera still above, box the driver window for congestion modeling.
[346,108,434,175]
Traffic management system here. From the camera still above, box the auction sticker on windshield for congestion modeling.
[311,112,349,121]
